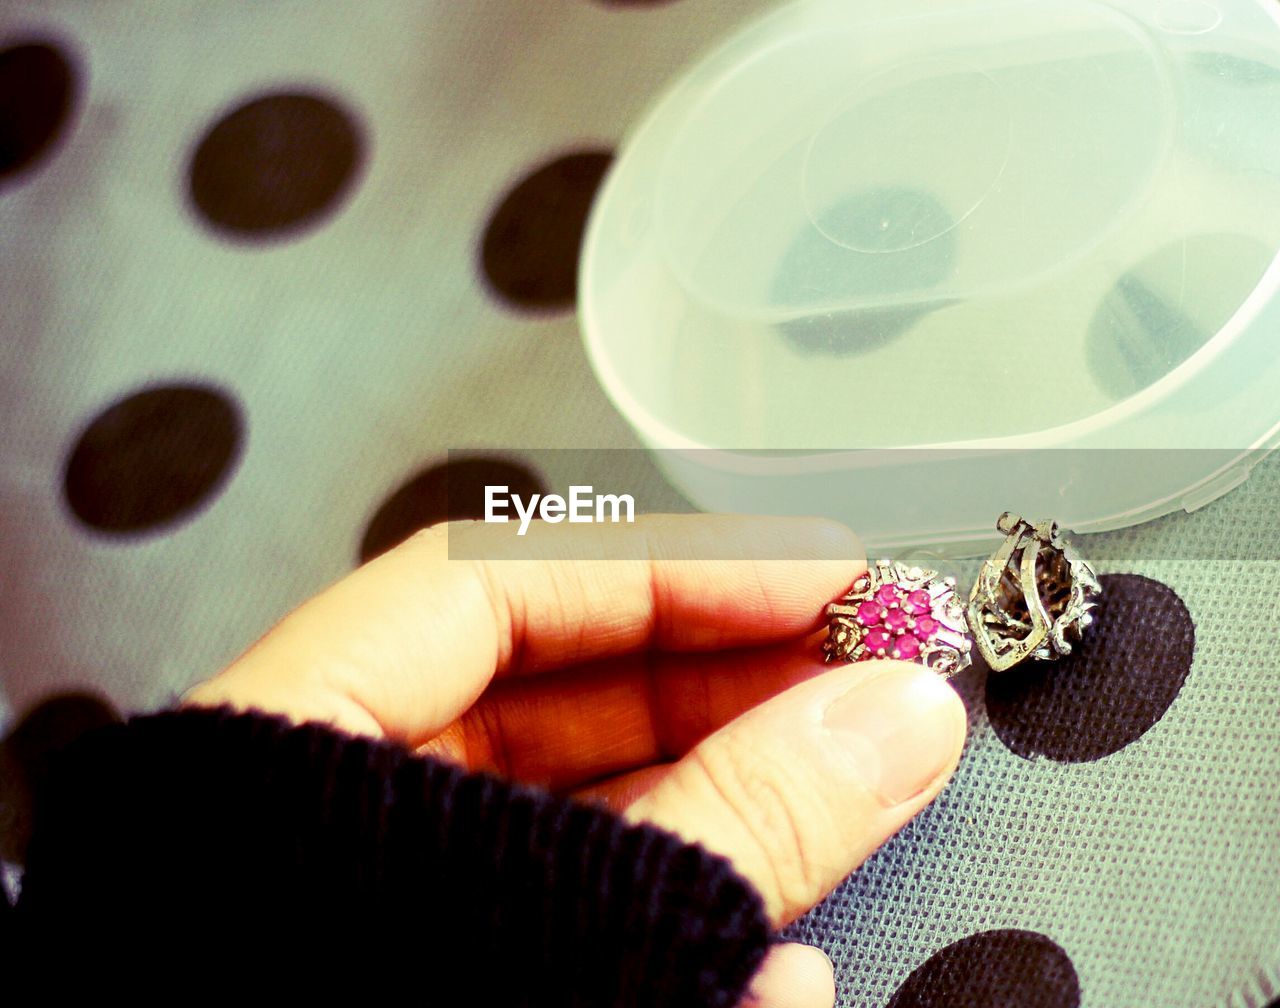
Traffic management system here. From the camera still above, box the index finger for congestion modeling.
[210,514,864,743]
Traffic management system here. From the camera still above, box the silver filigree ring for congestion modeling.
[823,559,973,679]
[968,512,1102,672]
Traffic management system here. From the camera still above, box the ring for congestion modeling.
[968,511,1102,672]
[823,559,974,678]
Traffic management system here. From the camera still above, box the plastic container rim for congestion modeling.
[578,0,1280,461]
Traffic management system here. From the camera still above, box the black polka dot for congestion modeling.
[0,691,119,863]
[0,41,78,184]
[1085,234,1270,401]
[63,383,244,535]
[359,456,547,564]
[985,574,1194,763]
[776,188,956,356]
[887,929,1080,1008]
[187,91,364,241]
[481,150,613,311]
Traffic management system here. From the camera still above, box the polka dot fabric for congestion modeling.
[0,40,78,184]
[885,930,1081,1008]
[481,150,614,312]
[63,383,243,535]
[187,91,365,241]
[984,574,1195,764]
[0,3,1277,1007]
[358,455,547,563]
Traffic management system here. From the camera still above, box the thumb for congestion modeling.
[625,661,966,927]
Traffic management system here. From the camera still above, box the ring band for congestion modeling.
[968,511,1102,672]
[824,559,973,678]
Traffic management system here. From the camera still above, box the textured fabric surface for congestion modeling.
[1,2,1278,1006]
[13,706,770,1004]
[785,467,1280,1007]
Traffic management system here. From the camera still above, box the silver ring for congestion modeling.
[968,512,1102,672]
[824,559,974,678]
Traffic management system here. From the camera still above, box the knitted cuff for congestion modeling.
[16,707,770,1005]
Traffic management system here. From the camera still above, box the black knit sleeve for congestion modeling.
[11,707,769,1005]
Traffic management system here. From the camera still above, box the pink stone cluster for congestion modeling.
[853,583,939,661]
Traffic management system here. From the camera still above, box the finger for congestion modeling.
[440,641,825,790]
[193,514,862,743]
[741,944,836,1008]
[574,764,673,810]
[625,662,967,927]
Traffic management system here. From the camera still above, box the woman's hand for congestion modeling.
[186,514,967,1008]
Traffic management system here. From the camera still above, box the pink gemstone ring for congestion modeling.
[823,559,973,678]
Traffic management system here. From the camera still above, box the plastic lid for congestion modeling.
[580,0,1280,545]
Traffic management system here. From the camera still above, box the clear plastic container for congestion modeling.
[579,0,1280,552]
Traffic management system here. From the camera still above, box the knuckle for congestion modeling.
[692,735,830,920]
[403,522,455,549]
[462,703,511,777]
[369,524,450,564]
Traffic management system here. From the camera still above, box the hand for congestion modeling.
[186,514,967,1008]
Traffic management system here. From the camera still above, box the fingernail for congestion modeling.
[804,943,835,983]
[748,943,836,1007]
[823,666,963,807]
